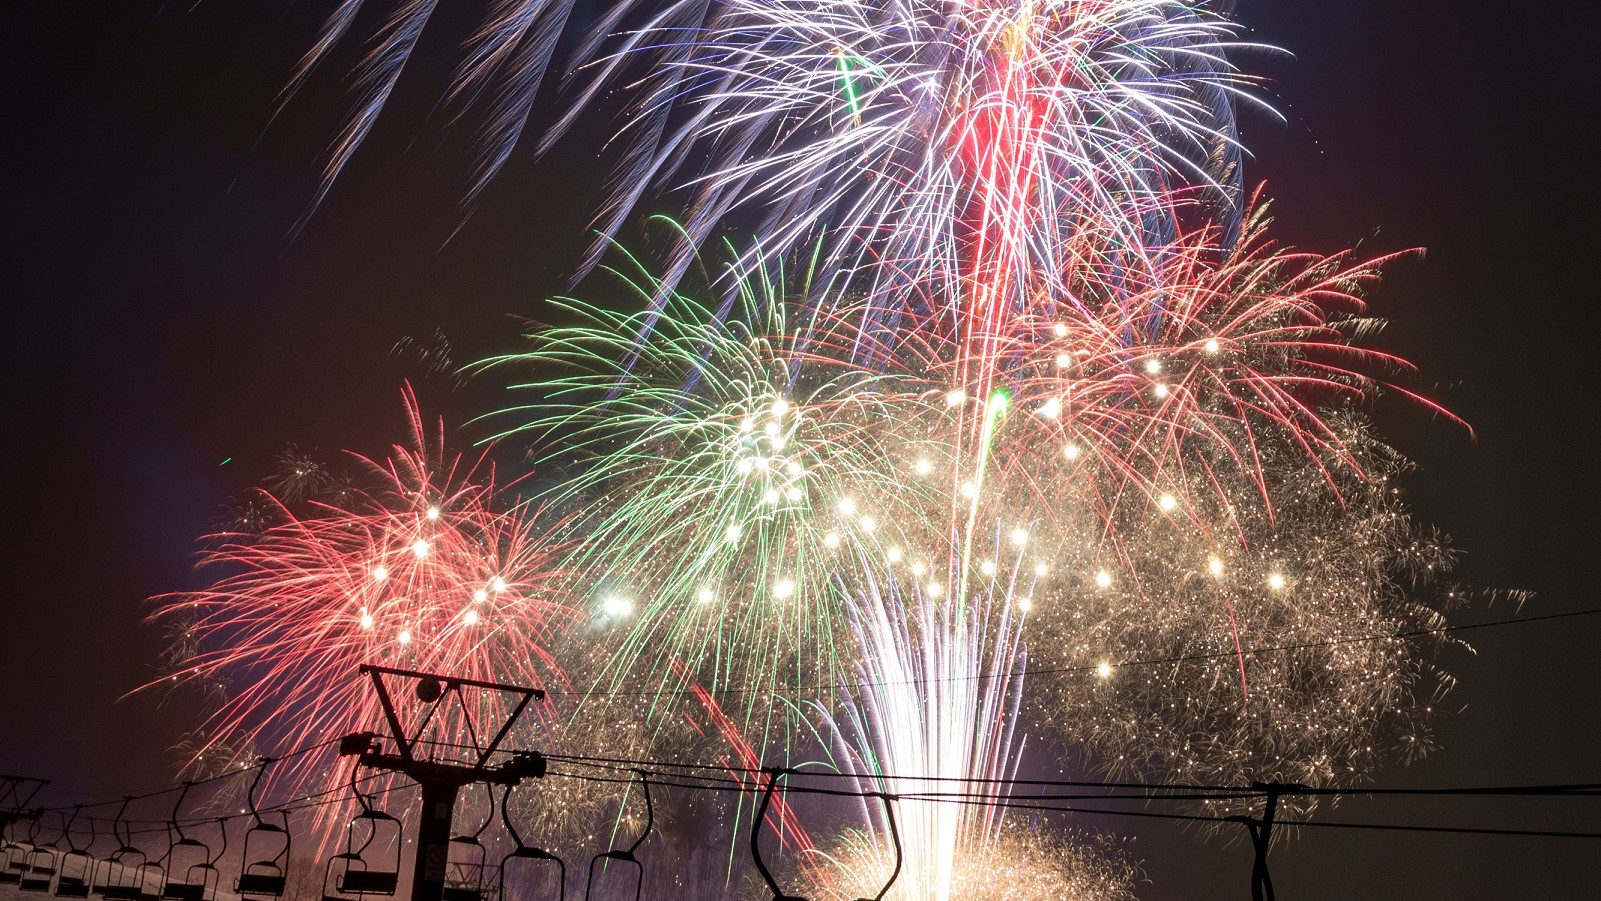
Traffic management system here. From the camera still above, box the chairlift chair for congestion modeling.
[749,772,902,901]
[440,786,493,901]
[18,815,60,894]
[235,764,291,900]
[496,784,564,901]
[584,773,653,901]
[1,844,27,885]
[321,772,401,901]
[155,785,214,901]
[92,799,148,901]
[18,846,59,893]
[1,815,31,885]
[54,808,94,898]
[173,820,224,901]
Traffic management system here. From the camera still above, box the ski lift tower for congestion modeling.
[338,666,547,901]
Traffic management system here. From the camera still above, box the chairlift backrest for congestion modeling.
[750,770,807,901]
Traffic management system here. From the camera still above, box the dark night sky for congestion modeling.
[3,2,1599,897]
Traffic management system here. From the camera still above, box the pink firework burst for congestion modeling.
[148,388,578,800]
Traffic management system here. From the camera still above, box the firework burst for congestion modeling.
[148,389,578,801]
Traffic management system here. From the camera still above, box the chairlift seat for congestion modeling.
[19,873,54,892]
[440,888,482,901]
[337,869,398,895]
[100,884,144,900]
[235,871,287,897]
[55,875,92,898]
[159,881,205,901]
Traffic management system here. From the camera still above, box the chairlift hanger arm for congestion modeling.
[750,769,807,901]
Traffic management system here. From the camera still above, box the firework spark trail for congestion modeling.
[572,0,1263,330]
[147,389,578,810]
[483,248,960,730]
[827,563,1033,901]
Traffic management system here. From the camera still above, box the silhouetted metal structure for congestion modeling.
[583,773,652,901]
[337,665,547,901]
[751,769,901,901]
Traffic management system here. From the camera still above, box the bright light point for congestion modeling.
[359,612,374,630]
[773,579,796,599]
[697,587,714,604]
[1094,570,1112,589]
[1018,597,1034,613]
[911,562,927,577]
[425,506,440,520]
[989,390,1009,412]
[1158,493,1178,511]
[785,486,802,502]
[763,488,780,505]
[887,547,903,563]
[1096,662,1113,679]
[764,422,780,438]
[838,497,857,516]
[490,576,507,593]
[1010,527,1029,547]
[1053,323,1068,337]
[1064,443,1082,461]
[1204,338,1220,354]
[411,539,430,558]
[772,398,789,417]
[959,481,977,498]
[397,630,412,645]
[473,589,488,603]
[463,609,480,626]
[1268,573,1287,590]
[1034,562,1048,577]
[925,582,943,598]
[785,460,803,477]
[373,566,389,582]
[1145,358,1163,375]
[739,417,753,433]
[725,524,743,543]
[736,457,755,475]
[1038,397,1061,419]
[946,389,966,406]
[1208,556,1224,577]
[1153,383,1170,399]
[823,532,841,549]
[1055,353,1073,369]
[914,458,932,476]
[602,597,633,617]
[981,560,997,576]
[859,515,877,533]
